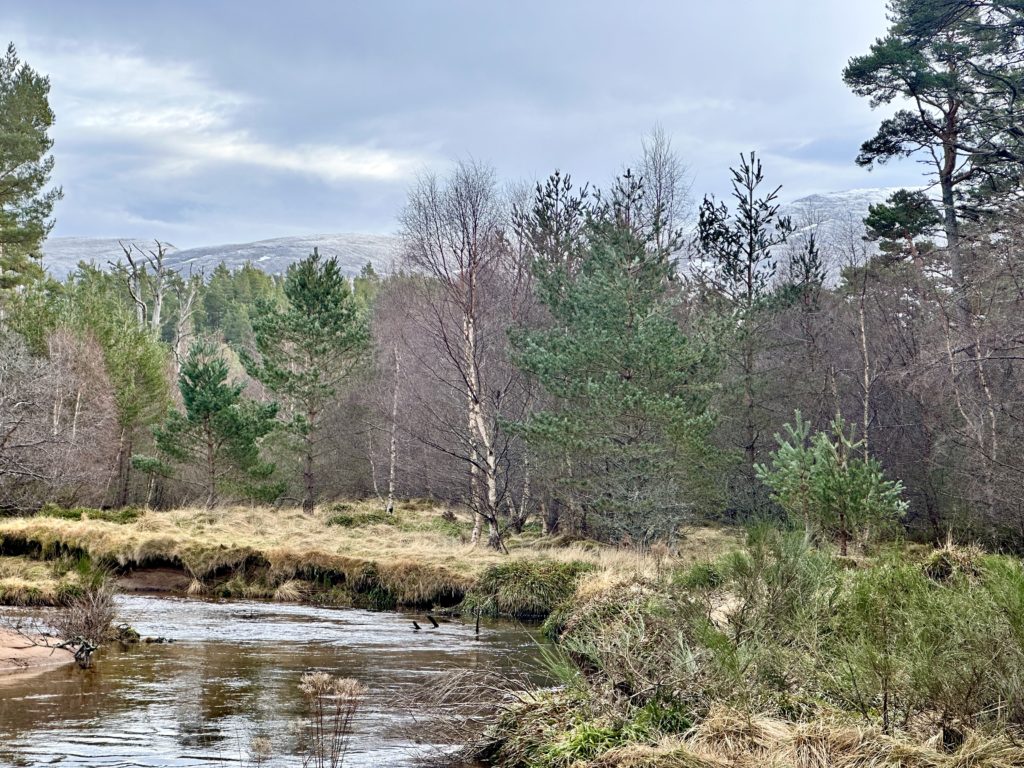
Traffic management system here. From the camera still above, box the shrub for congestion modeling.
[54,576,118,667]
[756,413,907,555]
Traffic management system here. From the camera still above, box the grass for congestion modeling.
[36,503,143,525]
[577,706,1024,768]
[0,501,740,615]
[0,555,86,605]
[460,560,597,618]
[477,527,1024,767]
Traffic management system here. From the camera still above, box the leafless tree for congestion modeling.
[637,124,693,253]
[115,240,175,334]
[398,160,534,549]
[0,329,118,511]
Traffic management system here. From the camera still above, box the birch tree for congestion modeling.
[399,161,531,549]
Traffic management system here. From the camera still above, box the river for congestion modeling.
[0,595,545,767]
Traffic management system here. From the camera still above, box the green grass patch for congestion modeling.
[36,504,142,525]
[325,510,397,528]
[460,560,596,618]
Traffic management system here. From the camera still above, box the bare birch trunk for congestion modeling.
[858,278,871,458]
[465,313,483,544]
[385,346,400,516]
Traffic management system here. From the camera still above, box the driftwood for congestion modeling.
[55,635,98,668]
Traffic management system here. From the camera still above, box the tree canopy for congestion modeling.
[0,43,62,292]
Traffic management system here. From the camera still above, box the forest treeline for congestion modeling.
[2,1,1024,551]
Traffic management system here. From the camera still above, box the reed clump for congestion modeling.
[299,672,367,768]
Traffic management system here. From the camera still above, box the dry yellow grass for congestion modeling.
[0,501,739,610]
[0,556,79,605]
[0,501,738,579]
[588,706,1024,768]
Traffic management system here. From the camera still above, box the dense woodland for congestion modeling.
[3,0,1024,552]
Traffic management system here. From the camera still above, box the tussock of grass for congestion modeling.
[586,708,1024,768]
[492,696,1024,768]
[325,510,396,528]
[461,560,596,618]
[921,535,985,582]
[686,707,1024,768]
[272,579,307,602]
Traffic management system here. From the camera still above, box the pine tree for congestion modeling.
[156,342,280,507]
[511,172,720,542]
[843,1,1024,320]
[0,43,62,293]
[694,152,793,513]
[243,249,368,514]
[863,189,942,266]
[756,413,908,555]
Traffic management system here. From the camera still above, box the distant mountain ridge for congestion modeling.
[41,233,401,280]
[780,186,912,243]
[41,187,913,281]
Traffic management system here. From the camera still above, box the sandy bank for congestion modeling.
[0,628,75,675]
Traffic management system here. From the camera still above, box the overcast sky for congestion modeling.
[4,1,925,248]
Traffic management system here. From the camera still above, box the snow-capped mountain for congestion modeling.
[165,233,400,277]
[41,233,400,280]
[779,186,913,247]
[40,188,918,283]
[40,237,159,279]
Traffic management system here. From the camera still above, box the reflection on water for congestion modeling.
[0,596,543,767]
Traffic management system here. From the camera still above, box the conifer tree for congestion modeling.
[843,0,1024,319]
[243,249,369,514]
[757,413,908,555]
[156,342,280,507]
[511,172,719,542]
[695,152,793,513]
[0,43,62,293]
[863,189,942,265]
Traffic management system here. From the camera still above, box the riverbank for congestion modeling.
[475,528,1024,768]
[0,502,738,617]
[0,627,74,676]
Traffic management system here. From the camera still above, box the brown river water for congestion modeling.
[0,595,546,767]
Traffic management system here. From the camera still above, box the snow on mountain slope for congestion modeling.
[780,186,912,248]
[41,233,400,280]
[165,233,400,276]
[40,237,158,279]
[40,188,919,283]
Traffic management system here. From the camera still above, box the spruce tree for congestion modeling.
[243,249,369,514]
[0,43,62,293]
[156,342,280,507]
